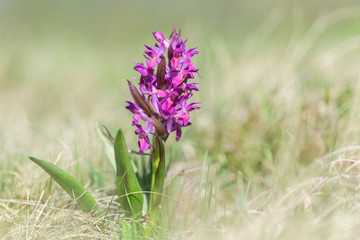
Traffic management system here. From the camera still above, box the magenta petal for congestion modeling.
[151,94,160,114]
[161,93,177,112]
[135,125,152,152]
[127,28,200,149]
[133,113,142,123]
[156,90,168,98]
[144,120,154,134]
[138,134,151,152]
[175,110,190,126]
[153,31,165,43]
[134,65,148,75]
[170,57,180,69]
[186,102,201,111]
[172,74,184,87]
[167,118,174,134]
[175,125,182,141]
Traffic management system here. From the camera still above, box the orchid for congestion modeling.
[126,28,200,152]
[29,28,200,238]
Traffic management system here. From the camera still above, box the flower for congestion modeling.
[126,28,200,152]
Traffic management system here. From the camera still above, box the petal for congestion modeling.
[186,102,201,111]
[151,94,160,114]
[161,92,177,112]
[133,113,142,123]
[156,89,168,98]
[144,120,154,134]
[125,101,139,114]
[166,117,174,134]
[134,124,151,152]
[175,110,190,126]
[172,73,184,87]
[153,31,165,43]
[175,125,182,141]
[170,57,181,70]
[134,64,148,75]
[185,83,199,91]
[138,134,151,152]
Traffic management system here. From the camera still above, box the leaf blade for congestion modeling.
[114,129,144,217]
[29,156,98,213]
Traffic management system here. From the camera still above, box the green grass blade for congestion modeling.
[236,173,251,213]
[196,151,208,216]
[149,136,165,222]
[201,157,213,222]
[97,124,116,170]
[114,129,144,217]
[161,170,185,229]
[28,156,98,213]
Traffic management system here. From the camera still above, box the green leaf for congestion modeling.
[149,136,166,222]
[121,220,137,240]
[29,156,98,213]
[114,129,144,217]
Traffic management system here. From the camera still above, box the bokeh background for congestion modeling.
[2,0,360,239]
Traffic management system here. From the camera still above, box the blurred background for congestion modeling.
[2,0,360,190]
[2,0,360,238]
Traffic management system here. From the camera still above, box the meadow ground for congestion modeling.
[1,1,360,239]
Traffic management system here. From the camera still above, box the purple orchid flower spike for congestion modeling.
[126,28,200,152]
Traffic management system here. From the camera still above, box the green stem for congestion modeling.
[150,138,160,192]
[146,137,166,237]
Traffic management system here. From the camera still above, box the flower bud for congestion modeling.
[127,80,155,117]
[156,56,167,90]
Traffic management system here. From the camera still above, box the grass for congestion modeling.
[2,1,360,239]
